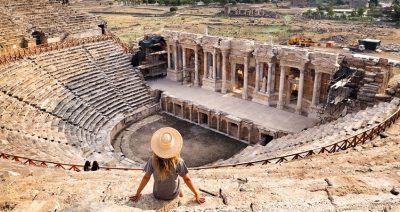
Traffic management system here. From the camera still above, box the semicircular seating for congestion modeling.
[0,39,155,166]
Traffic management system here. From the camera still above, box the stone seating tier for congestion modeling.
[0,40,154,165]
[218,98,400,165]
[0,0,100,40]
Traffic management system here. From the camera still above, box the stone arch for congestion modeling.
[175,104,183,117]
[98,21,107,35]
[184,106,191,120]
[241,126,250,142]
[192,108,199,123]
[229,122,239,138]
[220,119,228,134]
[167,101,173,113]
[32,31,45,45]
[260,133,274,146]
[210,116,218,129]
[199,112,208,125]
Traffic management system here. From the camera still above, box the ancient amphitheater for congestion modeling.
[1,0,400,211]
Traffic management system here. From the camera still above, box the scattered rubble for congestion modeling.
[381,44,400,53]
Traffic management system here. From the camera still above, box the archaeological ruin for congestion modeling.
[1,0,400,210]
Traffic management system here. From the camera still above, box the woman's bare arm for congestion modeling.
[182,175,205,204]
[130,173,151,201]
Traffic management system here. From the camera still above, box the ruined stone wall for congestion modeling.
[290,0,313,7]
[350,0,369,8]
[343,55,392,108]
[223,5,281,18]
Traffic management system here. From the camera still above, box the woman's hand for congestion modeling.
[195,194,205,204]
[129,193,142,202]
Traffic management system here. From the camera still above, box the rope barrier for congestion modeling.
[1,107,399,172]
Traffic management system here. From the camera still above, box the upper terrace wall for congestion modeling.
[162,30,392,119]
[0,0,103,53]
[223,5,282,18]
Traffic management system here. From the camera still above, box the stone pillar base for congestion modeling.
[252,92,278,106]
[167,68,183,82]
[202,78,222,92]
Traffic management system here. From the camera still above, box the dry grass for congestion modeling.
[97,5,400,60]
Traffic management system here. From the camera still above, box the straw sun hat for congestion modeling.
[151,127,183,159]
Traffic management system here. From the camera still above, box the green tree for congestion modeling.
[369,0,379,7]
[327,5,335,17]
[393,3,400,21]
[336,0,345,5]
[357,7,366,16]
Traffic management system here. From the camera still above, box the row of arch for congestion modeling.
[161,95,280,146]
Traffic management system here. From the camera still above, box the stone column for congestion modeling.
[237,123,241,139]
[231,62,236,91]
[174,43,178,72]
[182,47,186,81]
[226,121,230,136]
[212,50,217,80]
[311,71,322,107]
[181,104,184,118]
[271,64,276,92]
[266,62,273,94]
[277,66,286,109]
[216,52,220,80]
[194,46,199,86]
[167,44,171,69]
[221,51,228,93]
[203,50,208,79]
[255,60,260,92]
[296,69,305,115]
[189,106,193,121]
[216,115,220,131]
[261,77,266,93]
[182,47,186,70]
[243,56,249,100]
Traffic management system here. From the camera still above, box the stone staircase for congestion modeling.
[1,126,400,211]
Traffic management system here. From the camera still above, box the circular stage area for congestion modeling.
[114,114,247,167]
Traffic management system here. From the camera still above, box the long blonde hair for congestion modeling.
[152,153,180,181]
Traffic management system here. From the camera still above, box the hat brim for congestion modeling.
[151,127,183,159]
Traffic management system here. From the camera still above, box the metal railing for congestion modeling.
[1,107,399,172]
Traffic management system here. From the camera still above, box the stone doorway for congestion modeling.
[98,24,106,35]
[199,112,208,126]
[32,31,44,45]
[235,64,245,90]
[183,48,195,84]
[259,133,273,146]
[286,68,300,107]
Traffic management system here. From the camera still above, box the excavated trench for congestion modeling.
[113,113,247,167]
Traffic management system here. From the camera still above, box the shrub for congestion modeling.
[170,6,178,12]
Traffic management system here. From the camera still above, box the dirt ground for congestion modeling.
[115,114,246,167]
